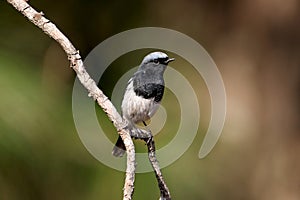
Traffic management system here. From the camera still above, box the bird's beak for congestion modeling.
[166,58,175,64]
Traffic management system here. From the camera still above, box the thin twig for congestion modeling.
[143,136,171,200]
[6,0,135,199]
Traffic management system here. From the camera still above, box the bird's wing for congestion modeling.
[126,68,143,85]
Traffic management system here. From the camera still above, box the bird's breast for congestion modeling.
[133,83,165,103]
[121,81,160,123]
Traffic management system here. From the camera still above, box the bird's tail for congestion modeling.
[112,136,126,157]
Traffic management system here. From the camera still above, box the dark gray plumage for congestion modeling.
[112,52,174,157]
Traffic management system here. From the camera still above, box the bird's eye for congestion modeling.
[153,59,159,64]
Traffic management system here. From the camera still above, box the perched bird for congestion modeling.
[112,52,175,157]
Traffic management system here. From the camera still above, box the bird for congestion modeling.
[112,51,175,157]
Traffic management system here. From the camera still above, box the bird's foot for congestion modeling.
[130,127,152,139]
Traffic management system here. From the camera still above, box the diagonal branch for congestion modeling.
[135,129,171,199]
[143,136,171,200]
[6,0,135,199]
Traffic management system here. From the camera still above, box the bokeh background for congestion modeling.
[1,0,300,199]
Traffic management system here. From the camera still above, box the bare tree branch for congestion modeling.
[143,136,171,200]
[6,0,135,199]
[7,0,172,199]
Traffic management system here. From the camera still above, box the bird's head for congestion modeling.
[141,51,175,66]
[139,52,175,74]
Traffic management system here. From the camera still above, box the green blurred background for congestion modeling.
[1,0,300,199]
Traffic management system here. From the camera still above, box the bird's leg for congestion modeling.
[142,121,147,126]
[142,121,153,145]
[142,121,151,133]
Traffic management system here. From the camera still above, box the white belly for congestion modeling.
[121,81,160,123]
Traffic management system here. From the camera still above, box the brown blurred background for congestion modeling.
[0,0,300,199]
